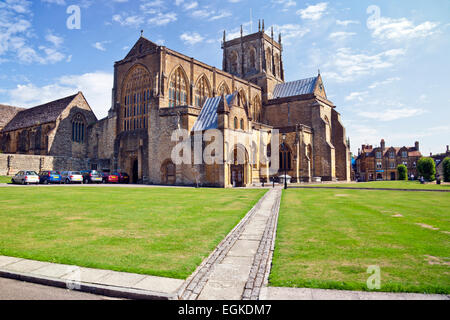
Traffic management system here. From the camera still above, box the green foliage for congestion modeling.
[397,164,408,181]
[443,157,450,182]
[417,157,436,181]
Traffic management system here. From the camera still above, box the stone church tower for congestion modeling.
[222,21,284,103]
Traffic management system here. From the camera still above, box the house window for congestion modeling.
[240,119,244,130]
[376,152,382,159]
[389,151,395,159]
[389,162,396,169]
[402,151,408,158]
[376,161,382,169]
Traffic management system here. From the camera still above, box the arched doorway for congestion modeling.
[161,160,176,185]
[229,144,249,187]
[132,159,139,184]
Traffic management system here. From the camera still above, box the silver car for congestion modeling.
[61,171,84,184]
[12,171,40,185]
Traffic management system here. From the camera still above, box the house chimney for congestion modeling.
[358,148,361,156]
[381,139,385,151]
[415,141,419,151]
[447,145,449,153]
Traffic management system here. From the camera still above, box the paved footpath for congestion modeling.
[178,188,282,300]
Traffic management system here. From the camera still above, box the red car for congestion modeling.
[113,172,130,184]
[102,172,119,184]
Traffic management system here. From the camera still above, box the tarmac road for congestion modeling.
[0,277,120,300]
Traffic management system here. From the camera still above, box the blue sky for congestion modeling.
[0,0,449,155]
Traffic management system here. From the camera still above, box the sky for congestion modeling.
[0,0,449,156]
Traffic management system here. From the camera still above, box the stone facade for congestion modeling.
[356,139,422,181]
[0,27,351,186]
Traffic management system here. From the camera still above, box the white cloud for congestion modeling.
[112,14,144,27]
[358,108,426,121]
[297,2,328,21]
[180,32,204,45]
[148,12,177,26]
[323,47,406,83]
[336,19,359,26]
[329,31,356,40]
[5,72,114,119]
[369,17,439,41]
[92,41,110,51]
[345,91,368,102]
[368,77,401,89]
[272,24,310,40]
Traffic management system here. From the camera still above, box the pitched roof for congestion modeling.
[0,104,26,129]
[2,93,79,132]
[192,93,236,132]
[272,76,318,99]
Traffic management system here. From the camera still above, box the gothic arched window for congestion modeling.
[121,65,151,132]
[253,96,262,123]
[230,51,238,74]
[169,67,188,107]
[266,48,272,74]
[195,75,211,107]
[274,53,280,77]
[248,47,256,73]
[72,113,86,143]
[234,117,238,130]
[217,82,231,96]
[280,143,292,171]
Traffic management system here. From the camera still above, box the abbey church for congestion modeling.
[0,24,351,187]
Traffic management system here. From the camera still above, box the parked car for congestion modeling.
[61,171,84,184]
[39,171,62,184]
[81,170,103,184]
[113,172,130,184]
[12,171,40,185]
[101,172,119,184]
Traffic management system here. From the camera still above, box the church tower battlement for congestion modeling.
[222,20,284,103]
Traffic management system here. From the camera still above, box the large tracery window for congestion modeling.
[122,65,151,132]
[195,75,211,108]
[72,113,86,143]
[169,67,188,107]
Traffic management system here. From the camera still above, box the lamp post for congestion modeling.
[282,133,287,189]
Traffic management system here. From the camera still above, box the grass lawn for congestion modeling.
[0,176,11,184]
[270,188,450,294]
[0,187,266,279]
[307,180,450,191]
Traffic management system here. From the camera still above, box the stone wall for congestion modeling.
[0,153,90,176]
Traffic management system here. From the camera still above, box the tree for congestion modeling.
[417,157,436,182]
[397,164,408,181]
[443,157,450,182]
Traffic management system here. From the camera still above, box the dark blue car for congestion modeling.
[39,171,62,184]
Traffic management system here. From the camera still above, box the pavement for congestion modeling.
[0,186,448,300]
[0,277,120,300]
[0,256,184,300]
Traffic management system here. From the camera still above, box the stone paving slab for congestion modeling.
[260,287,450,300]
[5,260,49,273]
[0,256,184,300]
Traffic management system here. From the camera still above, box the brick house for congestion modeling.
[356,139,422,181]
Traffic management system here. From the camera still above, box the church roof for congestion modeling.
[2,93,79,132]
[0,104,25,130]
[272,76,318,99]
[192,93,236,132]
